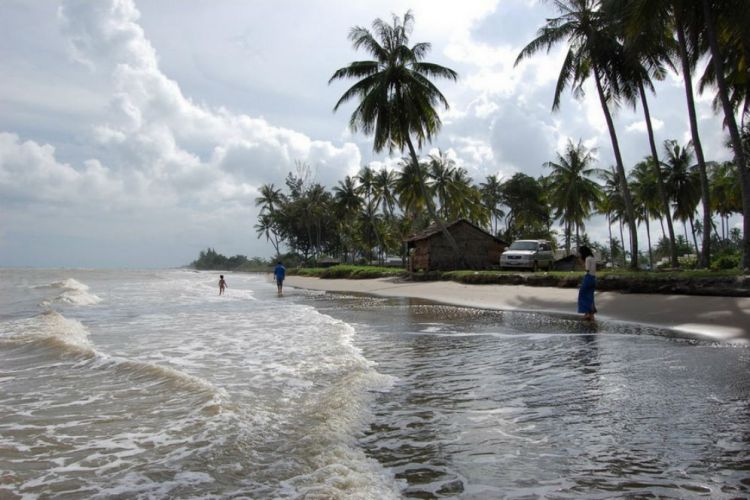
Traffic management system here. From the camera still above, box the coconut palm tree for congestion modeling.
[599,167,627,266]
[630,159,663,268]
[395,156,431,226]
[663,140,702,257]
[333,176,364,262]
[544,139,602,255]
[330,11,461,258]
[625,1,717,267]
[356,165,383,257]
[480,174,505,235]
[699,0,750,269]
[426,150,455,219]
[709,161,742,240]
[372,168,398,219]
[255,183,284,215]
[255,214,282,260]
[255,183,285,259]
[515,0,639,269]
[606,0,680,267]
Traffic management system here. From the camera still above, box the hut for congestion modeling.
[405,219,507,271]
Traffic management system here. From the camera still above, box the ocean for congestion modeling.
[1,268,748,499]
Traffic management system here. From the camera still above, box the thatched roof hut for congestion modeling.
[405,219,507,271]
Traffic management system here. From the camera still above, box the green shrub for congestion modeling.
[711,253,740,271]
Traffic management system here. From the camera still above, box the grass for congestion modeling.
[291,264,405,279]
[288,264,748,296]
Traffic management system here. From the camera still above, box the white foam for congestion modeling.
[0,310,95,355]
[38,278,102,306]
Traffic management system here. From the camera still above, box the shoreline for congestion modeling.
[285,276,750,343]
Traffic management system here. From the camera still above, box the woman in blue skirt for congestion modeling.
[577,246,597,320]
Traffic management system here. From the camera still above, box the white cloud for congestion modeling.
[0,0,738,267]
[626,118,664,134]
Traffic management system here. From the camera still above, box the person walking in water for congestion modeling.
[218,275,228,295]
[577,246,597,320]
[273,261,286,294]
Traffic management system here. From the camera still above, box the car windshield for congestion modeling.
[509,241,539,251]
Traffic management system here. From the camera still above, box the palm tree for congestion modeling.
[480,174,505,235]
[630,159,663,269]
[709,161,742,240]
[544,139,602,255]
[330,11,462,259]
[599,167,627,266]
[255,183,285,259]
[699,0,750,269]
[663,140,702,257]
[333,176,364,262]
[607,0,680,267]
[372,168,398,219]
[427,150,455,219]
[255,183,284,215]
[356,165,383,257]
[515,0,639,269]
[395,156,431,223]
[255,214,282,260]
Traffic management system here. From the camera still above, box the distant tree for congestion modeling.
[544,139,602,254]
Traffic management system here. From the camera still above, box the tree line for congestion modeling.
[255,3,748,271]
[191,248,272,271]
[255,135,744,269]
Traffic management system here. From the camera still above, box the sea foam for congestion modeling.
[40,278,102,306]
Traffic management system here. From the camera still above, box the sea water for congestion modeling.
[1,268,748,499]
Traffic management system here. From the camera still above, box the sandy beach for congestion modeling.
[286,276,750,343]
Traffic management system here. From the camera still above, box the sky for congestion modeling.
[0,0,737,268]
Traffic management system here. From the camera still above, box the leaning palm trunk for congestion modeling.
[639,82,679,267]
[675,14,712,268]
[594,67,639,269]
[701,0,750,270]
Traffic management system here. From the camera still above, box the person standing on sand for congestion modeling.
[273,262,286,294]
[219,275,228,295]
[577,246,597,320]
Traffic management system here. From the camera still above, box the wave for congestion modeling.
[0,310,97,356]
[37,278,102,306]
[0,311,228,408]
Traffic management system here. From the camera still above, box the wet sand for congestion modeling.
[286,276,750,343]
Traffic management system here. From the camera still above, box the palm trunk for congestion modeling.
[683,221,689,253]
[689,215,699,257]
[594,67,638,270]
[619,219,626,267]
[646,217,653,270]
[701,0,750,270]
[607,212,614,267]
[675,14,712,268]
[639,83,678,267]
[404,134,463,266]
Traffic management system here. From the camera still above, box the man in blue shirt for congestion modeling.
[273,261,286,294]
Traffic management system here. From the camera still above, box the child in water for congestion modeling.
[219,275,228,295]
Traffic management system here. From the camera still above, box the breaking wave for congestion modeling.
[38,278,102,306]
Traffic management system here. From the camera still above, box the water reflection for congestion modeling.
[307,293,750,499]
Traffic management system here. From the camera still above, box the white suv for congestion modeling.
[500,239,555,271]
